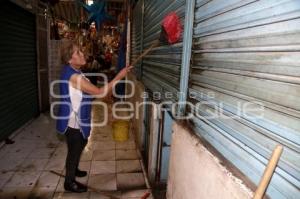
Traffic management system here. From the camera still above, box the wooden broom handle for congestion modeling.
[131,40,160,67]
[253,145,283,199]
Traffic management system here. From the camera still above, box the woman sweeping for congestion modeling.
[56,42,132,193]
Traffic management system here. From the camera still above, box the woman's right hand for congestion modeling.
[69,65,134,97]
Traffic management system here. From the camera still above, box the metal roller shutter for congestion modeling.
[0,1,39,141]
[131,0,144,79]
[140,0,186,101]
[189,0,300,198]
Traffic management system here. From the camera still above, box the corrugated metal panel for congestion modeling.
[177,0,195,115]
[190,0,300,198]
[131,0,144,79]
[0,1,39,141]
[159,110,173,182]
[141,0,186,101]
[53,1,80,23]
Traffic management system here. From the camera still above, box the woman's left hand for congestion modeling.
[117,65,133,80]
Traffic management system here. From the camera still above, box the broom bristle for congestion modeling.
[160,12,182,44]
[131,12,182,66]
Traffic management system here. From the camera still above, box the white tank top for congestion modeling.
[68,80,83,129]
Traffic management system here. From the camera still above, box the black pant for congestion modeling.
[65,127,87,183]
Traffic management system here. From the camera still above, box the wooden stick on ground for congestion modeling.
[253,145,283,199]
[50,170,120,199]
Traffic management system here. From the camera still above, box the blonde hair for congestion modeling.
[61,42,77,65]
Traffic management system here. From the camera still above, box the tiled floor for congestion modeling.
[0,103,153,199]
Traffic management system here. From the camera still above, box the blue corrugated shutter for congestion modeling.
[189,0,300,198]
[132,0,186,102]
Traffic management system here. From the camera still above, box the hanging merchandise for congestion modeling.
[77,0,114,31]
[57,22,69,36]
[80,21,90,30]
[46,0,60,40]
[90,24,97,40]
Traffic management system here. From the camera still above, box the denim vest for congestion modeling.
[56,65,92,139]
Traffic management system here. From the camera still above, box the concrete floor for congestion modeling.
[0,103,152,199]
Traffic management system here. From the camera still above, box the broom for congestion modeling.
[129,12,183,67]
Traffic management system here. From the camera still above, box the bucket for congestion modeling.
[112,120,129,142]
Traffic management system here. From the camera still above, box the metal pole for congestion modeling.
[177,0,195,117]
[139,0,145,80]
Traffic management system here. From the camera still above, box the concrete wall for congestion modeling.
[167,122,253,199]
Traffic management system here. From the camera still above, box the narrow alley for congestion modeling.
[0,0,300,199]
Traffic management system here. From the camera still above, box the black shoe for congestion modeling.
[76,169,87,177]
[64,181,87,193]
